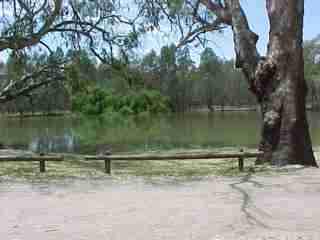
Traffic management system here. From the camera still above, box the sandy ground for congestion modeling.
[1,165,320,240]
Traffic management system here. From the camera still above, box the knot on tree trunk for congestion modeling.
[256,108,282,165]
[252,58,277,101]
[234,31,259,69]
[264,109,280,127]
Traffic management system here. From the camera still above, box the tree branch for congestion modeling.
[199,0,232,24]
[177,21,224,48]
[0,0,63,51]
[0,63,65,103]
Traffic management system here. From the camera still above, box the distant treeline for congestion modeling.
[1,40,319,115]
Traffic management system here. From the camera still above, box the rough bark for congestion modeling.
[198,0,317,166]
[255,0,317,166]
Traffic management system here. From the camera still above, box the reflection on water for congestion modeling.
[29,133,76,153]
[0,112,319,154]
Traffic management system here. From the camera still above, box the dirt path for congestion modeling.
[1,167,320,240]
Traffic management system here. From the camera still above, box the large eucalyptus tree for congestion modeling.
[144,0,318,166]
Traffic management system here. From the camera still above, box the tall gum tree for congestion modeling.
[176,0,318,166]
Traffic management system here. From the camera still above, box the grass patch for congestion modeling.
[0,150,318,184]
[0,154,257,183]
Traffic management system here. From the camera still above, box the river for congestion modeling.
[1,111,319,154]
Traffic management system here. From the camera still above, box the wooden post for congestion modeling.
[39,160,46,172]
[104,150,112,174]
[105,159,111,174]
[238,148,244,172]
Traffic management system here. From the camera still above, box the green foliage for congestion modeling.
[304,36,320,107]
[72,88,108,115]
[72,87,169,116]
[200,47,221,71]
[6,52,28,81]
[65,50,97,94]
[168,0,184,12]
[2,49,70,114]
[2,44,258,116]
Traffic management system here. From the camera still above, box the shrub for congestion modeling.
[72,87,169,116]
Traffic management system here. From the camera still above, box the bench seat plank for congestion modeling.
[85,151,262,161]
[0,156,63,162]
[85,150,262,174]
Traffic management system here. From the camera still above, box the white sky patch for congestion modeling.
[1,0,320,64]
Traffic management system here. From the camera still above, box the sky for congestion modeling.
[1,0,319,63]
[209,0,320,59]
[140,0,320,62]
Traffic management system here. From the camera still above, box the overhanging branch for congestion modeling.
[0,63,66,103]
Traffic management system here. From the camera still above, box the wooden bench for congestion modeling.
[0,155,64,172]
[85,149,262,174]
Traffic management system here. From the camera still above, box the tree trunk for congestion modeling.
[221,0,317,166]
[254,0,317,166]
[191,0,317,166]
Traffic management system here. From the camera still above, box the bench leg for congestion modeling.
[39,160,46,173]
[238,157,244,172]
[105,159,111,174]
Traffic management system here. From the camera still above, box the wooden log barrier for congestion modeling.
[85,149,262,174]
[238,149,244,172]
[104,159,111,174]
[0,155,64,172]
[40,160,46,173]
